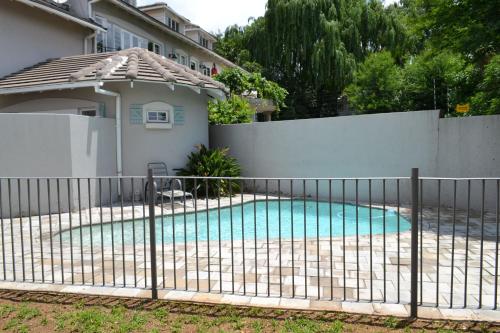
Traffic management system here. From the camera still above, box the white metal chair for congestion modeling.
[145,162,194,206]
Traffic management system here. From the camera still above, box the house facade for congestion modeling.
[0,0,235,182]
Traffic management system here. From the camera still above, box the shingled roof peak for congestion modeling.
[0,48,228,94]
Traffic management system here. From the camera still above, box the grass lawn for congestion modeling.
[0,299,495,333]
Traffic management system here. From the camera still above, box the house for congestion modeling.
[0,0,235,181]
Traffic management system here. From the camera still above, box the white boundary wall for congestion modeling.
[210,111,500,210]
[0,114,116,217]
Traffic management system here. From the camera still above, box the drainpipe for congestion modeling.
[94,86,123,195]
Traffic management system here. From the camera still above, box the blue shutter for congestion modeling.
[129,104,143,124]
[174,106,185,125]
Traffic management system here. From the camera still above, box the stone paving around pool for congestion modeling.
[0,194,498,321]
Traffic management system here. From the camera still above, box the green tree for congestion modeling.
[344,51,402,114]
[470,55,500,115]
[208,95,254,125]
[214,68,288,111]
[401,50,470,113]
[215,0,405,119]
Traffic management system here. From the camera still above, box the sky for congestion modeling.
[137,0,399,34]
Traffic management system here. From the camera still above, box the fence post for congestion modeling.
[410,168,419,319]
[148,169,158,300]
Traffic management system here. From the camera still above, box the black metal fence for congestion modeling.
[0,169,498,318]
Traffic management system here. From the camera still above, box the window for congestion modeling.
[201,64,211,76]
[167,17,179,32]
[148,42,162,55]
[147,110,168,123]
[143,102,173,129]
[190,59,198,71]
[200,37,209,48]
[94,17,151,53]
[79,107,97,117]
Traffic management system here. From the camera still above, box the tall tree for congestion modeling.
[246,0,405,119]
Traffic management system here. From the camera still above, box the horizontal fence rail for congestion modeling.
[0,171,498,317]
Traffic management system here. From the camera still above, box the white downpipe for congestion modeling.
[94,86,123,195]
[84,32,96,54]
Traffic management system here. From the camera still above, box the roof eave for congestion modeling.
[0,79,228,97]
[17,0,105,32]
[0,82,101,96]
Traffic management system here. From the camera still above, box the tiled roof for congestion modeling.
[0,48,228,94]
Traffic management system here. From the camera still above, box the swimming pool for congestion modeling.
[61,199,410,246]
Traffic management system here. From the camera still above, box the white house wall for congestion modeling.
[0,1,92,78]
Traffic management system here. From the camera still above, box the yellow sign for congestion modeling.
[456,104,470,113]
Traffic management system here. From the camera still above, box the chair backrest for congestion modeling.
[147,162,169,177]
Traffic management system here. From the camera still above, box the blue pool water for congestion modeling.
[61,200,410,246]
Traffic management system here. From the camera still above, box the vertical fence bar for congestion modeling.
[194,178,200,292]
[278,180,282,297]
[329,180,333,301]
[66,179,74,284]
[478,179,485,308]
[88,178,95,285]
[171,178,176,290]
[148,169,158,299]
[205,179,210,292]
[291,179,295,298]
[120,178,125,287]
[217,179,222,293]
[382,179,386,303]
[265,179,270,297]
[241,180,246,295]
[77,179,84,284]
[450,180,457,308]
[253,179,257,296]
[410,168,419,319]
[369,179,373,302]
[160,179,165,288]
[47,179,54,283]
[27,179,34,282]
[109,178,115,286]
[355,179,359,301]
[37,179,43,283]
[0,180,5,281]
[183,179,188,291]
[419,179,423,305]
[316,179,320,300]
[436,179,441,307]
[303,179,307,299]
[131,179,137,287]
[18,179,25,281]
[99,178,105,286]
[342,179,346,301]
[8,179,15,281]
[397,179,401,303]
[57,179,64,283]
[463,180,471,308]
[229,182,234,294]
[142,178,147,288]
[494,180,499,310]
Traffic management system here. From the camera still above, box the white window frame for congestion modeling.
[190,58,199,71]
[142,102,173,129]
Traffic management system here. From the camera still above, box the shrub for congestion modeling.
[177,144,241,197]
[208,95,254,125]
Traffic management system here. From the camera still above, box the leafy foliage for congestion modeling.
[214,0,499,117]
[208,95,254,125]
[470,55,500,115]
[214,68,289,110]
[177,145,242,197]
[344,52,402,113]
